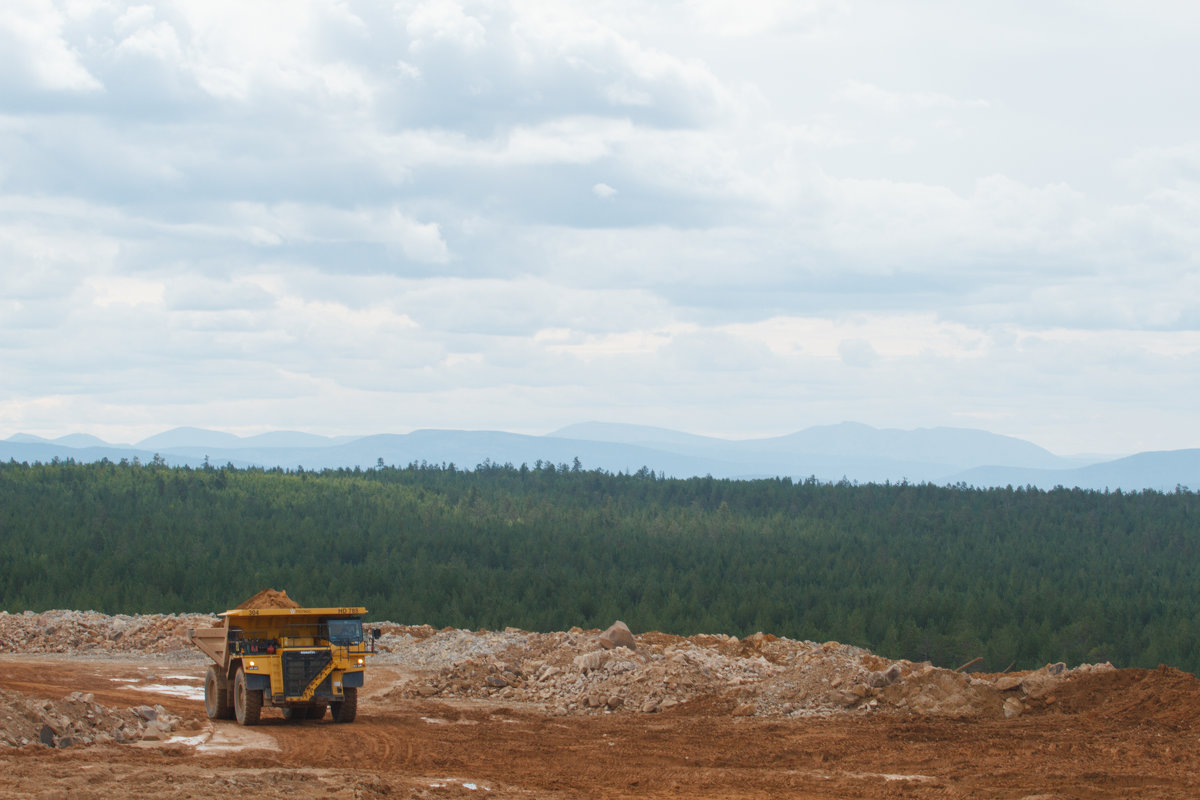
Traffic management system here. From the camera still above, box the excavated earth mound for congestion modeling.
[0,609,216,657]
[1048,664,1200,730]
[235,588,301,610]
[377,625,1116,719]
[0,687,198,748]
[0,608,1123,753]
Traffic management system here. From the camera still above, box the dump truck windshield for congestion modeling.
[326,618,363,646]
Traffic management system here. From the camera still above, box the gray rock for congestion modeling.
[598,621,637,651]
[1003,697,1024,718]
[574,651,608,672]
[141,721,172,741]
[994,675,1023,691]
[39,725,55,747]
[866,671,891,688]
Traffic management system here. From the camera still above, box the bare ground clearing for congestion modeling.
[2,611,1198,799]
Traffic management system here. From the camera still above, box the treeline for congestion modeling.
[1,457,1198,673]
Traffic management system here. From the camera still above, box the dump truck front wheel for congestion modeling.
[233,666,262,726]
[330,687,357,723]
[204,665,233,720]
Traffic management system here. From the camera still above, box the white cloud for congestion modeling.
[0,1,102,92]
[840,80,990,113]
[688,0,842,37]
[87,276,165,308]
[1,0,1199,453]
[226,203,450,263]
[405,0,488,51]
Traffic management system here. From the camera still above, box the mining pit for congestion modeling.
[2,608,1198,799]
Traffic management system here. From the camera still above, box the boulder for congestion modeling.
[866,671,890,688]
[574,651,608,672]
[598,621,637,651]
[1020,671,1062,699]
[1003,697,1024,719]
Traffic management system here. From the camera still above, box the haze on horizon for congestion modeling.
[2,1,1198,456]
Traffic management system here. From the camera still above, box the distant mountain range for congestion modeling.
[3,422,1197,492]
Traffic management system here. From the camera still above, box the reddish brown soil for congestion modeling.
[236,588,302,610]
[2,657,1199,799]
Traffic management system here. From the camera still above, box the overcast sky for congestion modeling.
[2,0,1198,455]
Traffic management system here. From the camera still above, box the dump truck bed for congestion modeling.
[188,607,368,669]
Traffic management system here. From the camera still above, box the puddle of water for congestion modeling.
[166,733,208,747]
[196,724,279,754]
[125,683,206,700]
[429,780,491,792]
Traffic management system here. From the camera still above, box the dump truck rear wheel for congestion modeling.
[204,665,233,720]
[233,667,262,726]
[307,703,327,720]
[330,688,357,723]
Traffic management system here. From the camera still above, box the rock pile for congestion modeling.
[0,609,1117,721]
[385,624,1116,719]
[0,688,200,748]
[0,610,215,657]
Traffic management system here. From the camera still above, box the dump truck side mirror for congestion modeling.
[372,628,381,639]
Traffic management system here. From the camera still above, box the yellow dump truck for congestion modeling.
[188,607,379,725]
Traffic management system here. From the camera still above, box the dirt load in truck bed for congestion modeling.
[235,588,302,610]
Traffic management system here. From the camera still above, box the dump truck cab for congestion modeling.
[189,607,378,725]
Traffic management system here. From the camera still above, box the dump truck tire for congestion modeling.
[307,703,327,720]
[204,665,234,720]
[233,667,262,726]
[330,687,357,723]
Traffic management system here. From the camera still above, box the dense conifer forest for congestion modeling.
[1,457,1197,673]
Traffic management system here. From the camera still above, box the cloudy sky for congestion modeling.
[2,0,1198,455]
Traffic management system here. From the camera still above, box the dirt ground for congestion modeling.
[2,655,1198,800]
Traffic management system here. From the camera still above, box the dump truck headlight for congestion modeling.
[247,660,256,668]
[357,657,364,665]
